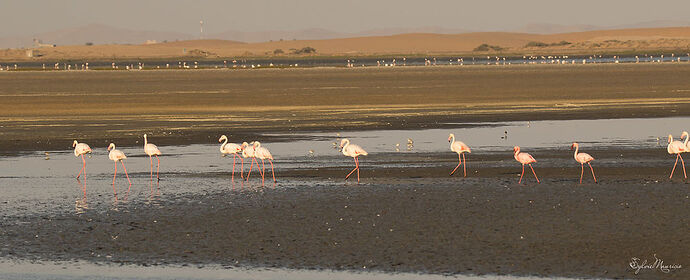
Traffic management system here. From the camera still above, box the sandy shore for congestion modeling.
[2,63,690,154]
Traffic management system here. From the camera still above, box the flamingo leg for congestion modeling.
[462,153,467,177]
[529,164,539,183]
[112,163,118,195]
[588,162,597,183]
[261,158,266,186]
[580,163,584,184]
[356,157,360,182]
[345,157,358,180]
[240,156,244,179]
[268,159,276,183]
[519,164,525,184]
[149,155,153,182]
[247,158,254,180]
[670,154,680,178]
[77,154,86,179]
[450,153,461,176]
[156,155,160,181]
[680,154,687,179]
[231,154,236,181]
[121,160,132,193]
[81,157,87,196]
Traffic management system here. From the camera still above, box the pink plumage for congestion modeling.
[667,132,688,179]
[513,146,539,184]
[340,138,367,182]
[219,135,244,180]
[571,142,597,184]
[448,133,470,177]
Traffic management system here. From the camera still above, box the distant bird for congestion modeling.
[143,134,162,183]
[513,146,539,184]
[667,132,688,179]
[407,138,414,145]
[571,142,597,184]
[340,139,368,182]
[73,140,92,180]
[219,135,243,180]
[448,133,471,177]
[107,143,131,195]
[395,143,400,152]
[253,141,276,185]
[242,142,261,181]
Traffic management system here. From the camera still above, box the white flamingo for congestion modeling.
[219,135,243,180]
[668,132,688,179]
[108,143,131,195]
[448,133,471,177]
[340,139,368,182]
[253,141,276,185]
[144,134,162,182]
[242,142,261,181]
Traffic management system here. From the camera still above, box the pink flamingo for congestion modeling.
[513,146,539,184]
[143,134,162,182]
[253,141,276,185]
[571,142,597,184]
[448,133,471,176]
[219,135,243,180]
[340,139,368,182]
[667,132,688,179]
[242,141,261,181]
[108,143,131,195]
[73,140,92,196]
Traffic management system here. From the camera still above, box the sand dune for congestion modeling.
[3,27,690,61]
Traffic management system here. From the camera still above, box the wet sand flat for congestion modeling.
[2,63,690,154]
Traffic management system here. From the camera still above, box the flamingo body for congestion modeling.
[107,143,131,195]
[254,141,276,185]
[667,132,688,179]
[340,139,367,182]
[513,146,539,184]
[72,140,92,195]
[144,134,162,183]
[219,135,244,180]
[571,142,597,183]
[448,133,470,176]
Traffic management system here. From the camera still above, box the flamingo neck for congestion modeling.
[343,140,350,150]
[144,134,148,147]
[684,134,689,147]
[450,135,455,146]
[573,144,579,160]
[220,138,228,152]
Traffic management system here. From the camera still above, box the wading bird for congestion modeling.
[340,139,368,182]
[108,143,131,195]
[242,142,261,181]
[253,141,276,185]
[73,140,92,180]
[73,140,92,196]
[448,134,471,177]
[513,146,539,184]
[219,135,243,180]
[667,132,688,179]
[571,142,597,184]
[143,134,162,182]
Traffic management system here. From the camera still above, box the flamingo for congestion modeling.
[219,135,243,180]
[107,143,131,195]
[242,142,261,181]
[340,139,368,182]
[448,133,471,176]
[73,140,92,196]
[73,140,92,180]
[571,142,597,184]
[513,146,539,184]
[253,141,276,185]
[667,132,688,179]
[143,134,162,182]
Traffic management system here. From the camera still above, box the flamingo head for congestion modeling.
[570,142,578,150]
[448,133,454,143]
[107,143,115,151]
[253,141,260,148]
[682,131,689,140]
[340,138,349,148]
[241,142,249,148]
[72,140,78,147]
[218,135,227,143]
[668,134,673,144]
[513,146,520,153]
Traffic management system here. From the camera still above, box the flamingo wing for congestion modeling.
[576,152,594,163]
[145,143,162,156]
[348,144,367,156]
[452,141,470,153]
[517,152,536,164]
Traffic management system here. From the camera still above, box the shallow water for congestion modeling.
[0,117,685,217]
